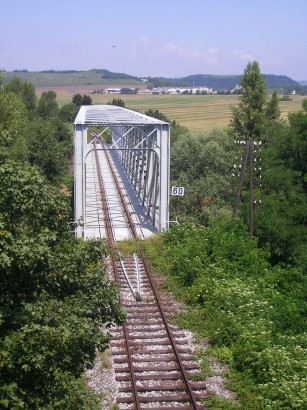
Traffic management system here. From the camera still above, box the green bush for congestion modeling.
[143,219,306,409]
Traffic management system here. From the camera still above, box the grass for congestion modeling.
[44,88,305,132]
[4,70,305,132]
[21,74,304,132]
[116,239,138,255]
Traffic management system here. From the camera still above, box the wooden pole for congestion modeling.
[232,141,250,218]
[249,142,254,237]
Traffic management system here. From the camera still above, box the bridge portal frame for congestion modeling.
[74,105,170,238]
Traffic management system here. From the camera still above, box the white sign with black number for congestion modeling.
[171,186,185,196]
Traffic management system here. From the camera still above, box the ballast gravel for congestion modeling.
[86,266,237,408]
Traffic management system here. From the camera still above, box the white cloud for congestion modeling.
[233,50,256,62]
[138,36,150,47]
[162,43,220,64]
[128,39,221,66]
[261,55,285,68]
[127,37,151,60]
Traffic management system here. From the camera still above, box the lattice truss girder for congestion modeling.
[110,124,161,227]
[73,105,170,238]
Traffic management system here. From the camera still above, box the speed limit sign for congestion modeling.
[171,186,185,196]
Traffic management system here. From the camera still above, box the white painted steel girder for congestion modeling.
[74,105,170,238]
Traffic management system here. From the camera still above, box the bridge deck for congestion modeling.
[84,146,157,240]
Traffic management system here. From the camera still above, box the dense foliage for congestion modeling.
[170,130,236,224]
[0,80,124,408]
[229,62,280,143]
[59,93,93,123]
[2,62,306,408]
[143,221,306,409]
[143,62,306,408]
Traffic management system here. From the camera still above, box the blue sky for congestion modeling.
[1,0,306,80]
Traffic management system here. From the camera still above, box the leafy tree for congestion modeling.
[0,87,29,163]
[37,90,59,119]
[145,109,169,122]
[120,87,137,94]
[229,61,280,142]
[72,93,92,107]
[51,116,72,149]
[0,162,124,408]
[59,103,75,122]
[108,97,126,108]
[144,109,189,144]
[27,118,68,181]
[170,129,236,224]
[266,90,280,121]
[81,94,92,105]
[253,101,307,264]
[60,94,93,123]
[72,93,83,106]
[0,84,124,408]
[285,99,307,188]
[229,62,283,237]
[4,77,37,114]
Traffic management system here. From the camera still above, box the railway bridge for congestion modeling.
[73,105,170,239]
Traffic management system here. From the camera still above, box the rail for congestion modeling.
[92,135,206,409]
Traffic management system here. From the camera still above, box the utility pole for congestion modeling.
[232,140,255,238]
[249,142,254,238]
[232,141,250,218]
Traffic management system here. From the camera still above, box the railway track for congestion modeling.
[92,137,209,409]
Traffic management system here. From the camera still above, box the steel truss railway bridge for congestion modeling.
[73,105,170,238]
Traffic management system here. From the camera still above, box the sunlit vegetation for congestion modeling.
[143,221,306,409]
[0,77,124,409]
[43,91,305,133]
[1,61,306,408]
[143,63,307,409]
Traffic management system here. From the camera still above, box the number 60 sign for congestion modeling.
[171,186,185,196]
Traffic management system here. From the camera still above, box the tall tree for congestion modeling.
[72,93,83,107]
[266,90,280,121]
[4,77,37,114]
[0,87,29,163]
[230,61,268,142]
[108,97,126,108]
[286,99,307,189]
[37,91,59,119]
[72,93,92,107]
[81,94,92,105]
[229,62,281,235]
[170,129,236,224]
[27,118,68,180]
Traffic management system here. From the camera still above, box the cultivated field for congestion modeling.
[36,86,305,132]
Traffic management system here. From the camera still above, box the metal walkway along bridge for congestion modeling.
[73,105,170,239]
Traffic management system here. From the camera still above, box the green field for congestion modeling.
[35,85,305,133]
[4,71,304,132]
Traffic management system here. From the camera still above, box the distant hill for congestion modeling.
[2,69,305,92]
[2,69,142,88]
[148,74,303,91]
